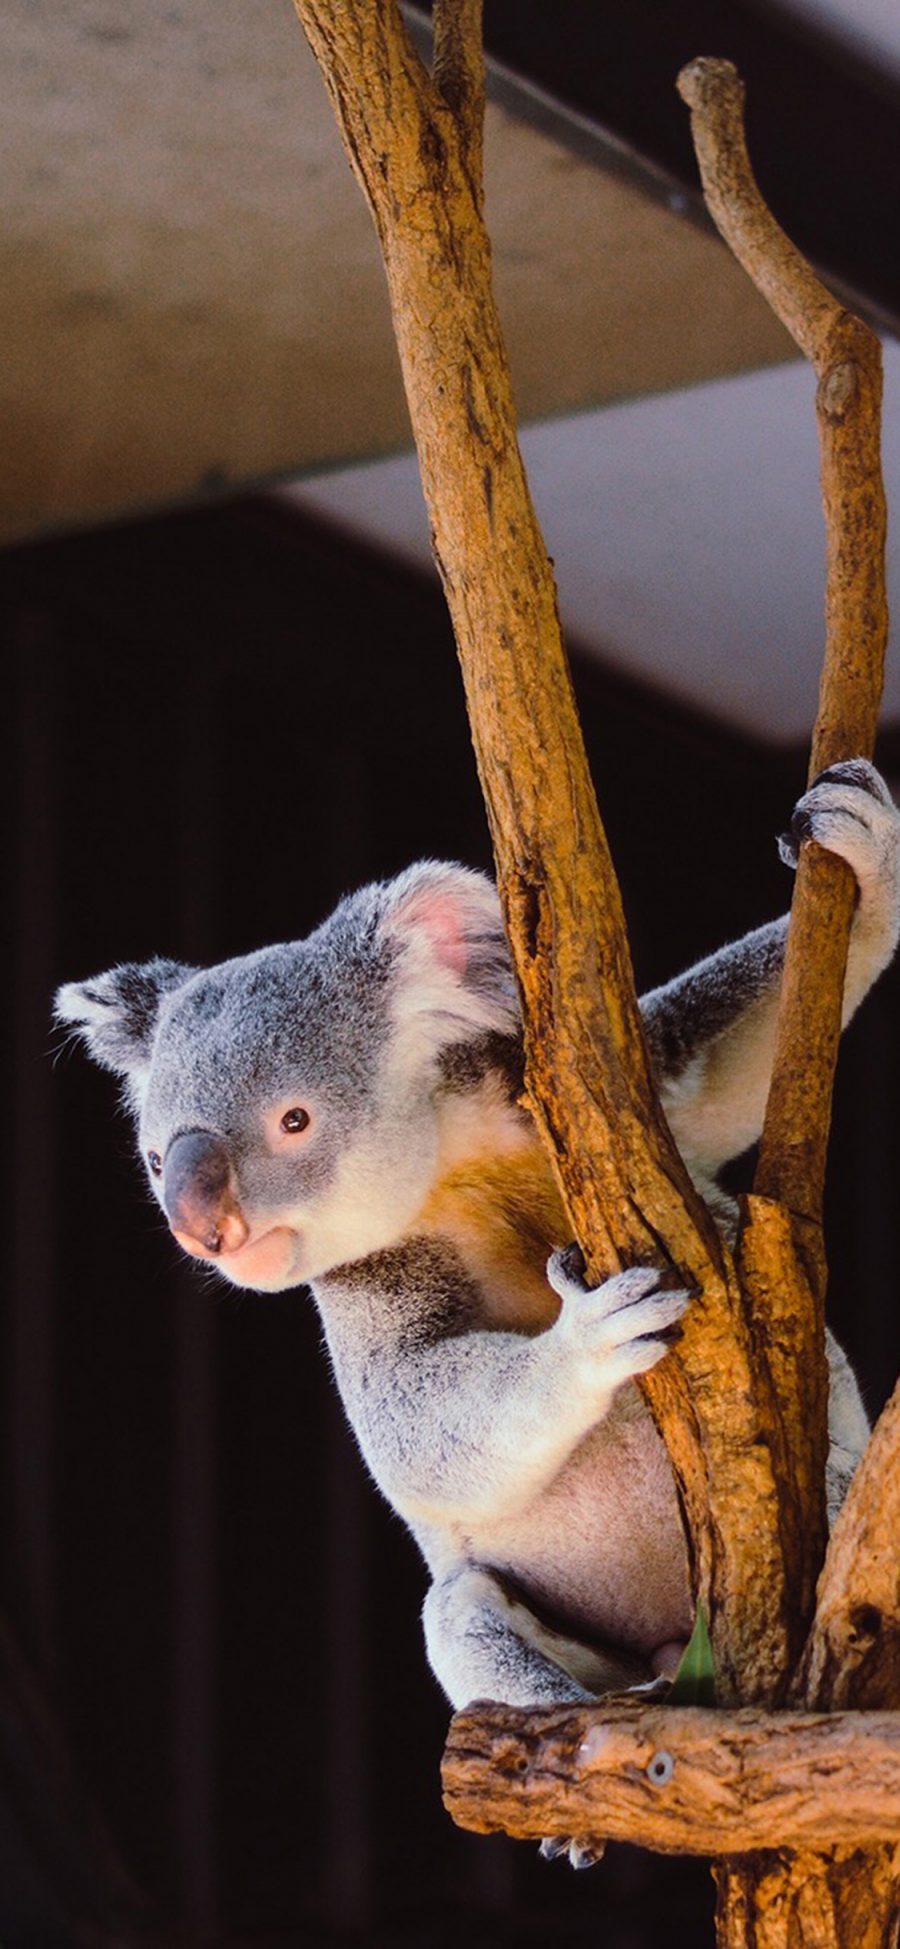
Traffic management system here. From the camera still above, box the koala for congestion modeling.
[57,761,897,1805]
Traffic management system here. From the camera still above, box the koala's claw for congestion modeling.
[547,1250,670,1311]
[778,759,899,891]
[539,1835,605,1870]
[547,1252,691,1389]
[551,1239,588,1290]
[651,1320,685,1348]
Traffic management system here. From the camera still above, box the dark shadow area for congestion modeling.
[2,497,898,1945]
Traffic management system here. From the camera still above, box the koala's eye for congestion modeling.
[148,1150,163,1177]
[280,1106,310,1134]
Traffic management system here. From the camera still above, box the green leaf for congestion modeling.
[668,1606,717,1706]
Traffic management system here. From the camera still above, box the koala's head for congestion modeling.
[56,863,520,1291]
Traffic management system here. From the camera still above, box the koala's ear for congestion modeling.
[379,862,520,1040]
[54,957,196,1076]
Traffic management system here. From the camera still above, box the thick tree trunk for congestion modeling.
[800,1375,900,1713]
[291,0,827,1715]
[677,59,895,1946]
[715,1851,900,1949]
[287,10,898,1942]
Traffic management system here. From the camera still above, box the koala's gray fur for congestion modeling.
[57,762,898,1779]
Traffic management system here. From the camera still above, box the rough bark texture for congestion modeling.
[677,57,888,1227]
[677,56,888,1680]
[715,1852,900,1949]
[289,14,898,1944]
[801,1377,900,1713]
[733,1199,828,1641]
[676,56,894,1949]
[443,1698,900,1854]
[291,0,821,1714]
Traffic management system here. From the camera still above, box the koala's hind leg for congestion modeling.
[423,1564,646,1710]
[425,1566,643,1871]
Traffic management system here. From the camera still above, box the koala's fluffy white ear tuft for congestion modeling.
[380,862,520,1046]
[54,958,195,1076]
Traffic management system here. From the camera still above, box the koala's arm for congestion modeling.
[316,1253,688,1528]
[641,762,900,1181]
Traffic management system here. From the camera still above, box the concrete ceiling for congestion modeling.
[2,0,795,544]
[284,342,900,744]
[283,0,900,745]
[4,0,897,746]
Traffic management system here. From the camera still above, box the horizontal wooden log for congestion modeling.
[442,1699,900,1856]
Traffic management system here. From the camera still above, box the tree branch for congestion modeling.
[677,58,896,1942]
[432,0,485,200]
[443,1697,900,1855]
[677,57,888,1225]
[800,1374,900,1709]
[292,0,810,1702]
[292,19,900,1936]
[677,52,890,1670]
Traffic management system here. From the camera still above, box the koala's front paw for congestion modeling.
[779,759,900,905]
[547,1250,690,1393]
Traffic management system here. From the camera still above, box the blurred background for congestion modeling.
[3,1,900,1943]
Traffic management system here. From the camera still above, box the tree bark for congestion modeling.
[801,1375,900,1713]
[676,59,888,1230]
[716,1852,900,1949]
[443,1698,900,1854]
[288,12,898,1943]
[675,56,895,1948]
[291,0,825,1714]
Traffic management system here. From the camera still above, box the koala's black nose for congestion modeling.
[163,1130,249,1257]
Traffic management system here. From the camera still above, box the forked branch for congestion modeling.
[292,0,811,1703]
[678,54,890,1667]
[677,55,896,1946]
[292,24,899,1936]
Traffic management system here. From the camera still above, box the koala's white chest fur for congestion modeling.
[360,1085,692,1663]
